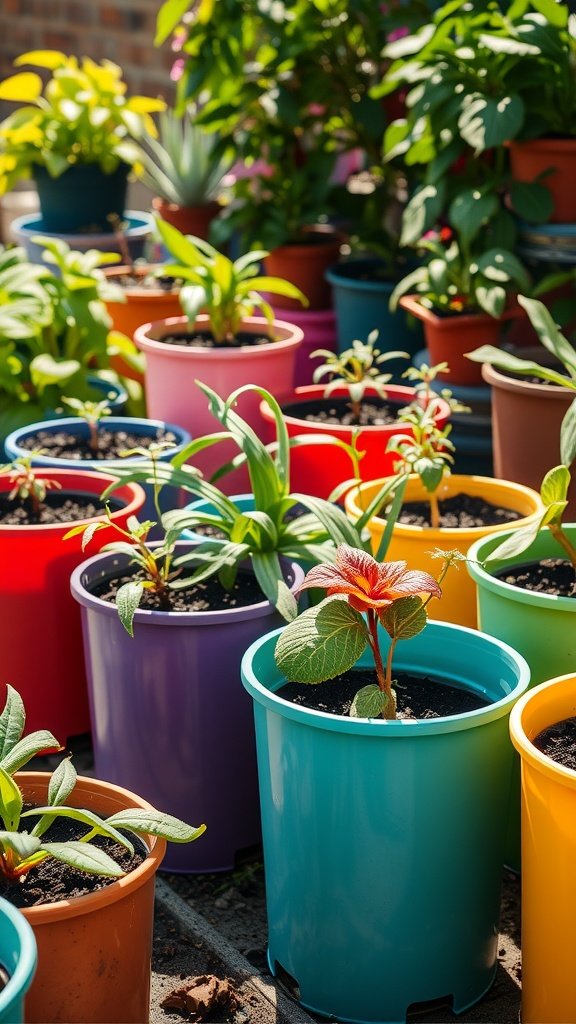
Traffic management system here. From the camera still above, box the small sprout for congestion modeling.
[275,544,453,720]
[386,404,455,528]
[62,397,112,457]
[312,329,409,421]
[402,362,471,415]
[0,456,61,516]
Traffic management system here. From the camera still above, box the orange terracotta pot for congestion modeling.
[152,196,221,240]
[264,227,344,311]
[104,266,182,384]
[17,772,166,1024]
[399,294,520,386]
[509,138,576,224]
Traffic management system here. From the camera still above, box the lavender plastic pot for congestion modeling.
[267,302,337,387]
[70,544,305,872]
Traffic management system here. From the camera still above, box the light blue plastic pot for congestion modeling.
[4,416,191,532]
[0,898,37,1024]
[241,619,530,1024]
[10,211,151,265]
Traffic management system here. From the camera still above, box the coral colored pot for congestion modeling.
[17,772,166,1024]
[0,899,36,1024]
[0,470,145,740]
[71,546,304,872]
[259,384,450,500]
[134,314,303,493]
[264,229,344,310]
[103,265,182,380]
[242,621,530,1024]
[510,674,576,1024]
[399,295,519,386]
[509,138,576,224]
[152,196,221,241]
[345,474,543,629]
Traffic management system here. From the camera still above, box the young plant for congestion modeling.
[484,464,576,573]
[0,455,60,517]
[0,685,205,881]
[467,295,576,469]
[61,397,112,456]
[386,403,455,529]
[275,543,460,721]
[72,383,404,636]
[155,217,308,344]
[402,361,471,416]
[311,329,409,421]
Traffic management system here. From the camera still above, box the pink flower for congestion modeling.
[170,59,185,82]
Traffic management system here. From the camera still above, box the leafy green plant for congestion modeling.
[467,295,576,468]
[69,383,404,635]
[0,50,165,192]
[401,360,471,416]
[274,542,461,720]
[155,217,308,343]
[0,237,140,437]
[311,329,409,421]
[0,685,204,881]
[0,455,60,517]
[61,398,111,457]
[137,105,234,208]
[386,402,455,530]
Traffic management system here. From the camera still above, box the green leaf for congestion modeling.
[252,552,297,622]
[465,343,573,388]
[275,597,368,685]
[475,283,506,318]
[0,730,61,775]
[518,297,576,378]
[105,809,206,843]
[381,596,427,641]
[458,93,524,152]
[116,581,144,637]
[541,465,570,507]
[350,684,389,719]
[0,686,25,762]
[449,189,499,248]
[0,832,41,860]
[48,757,77,807]
[22,806,134,852]
[478,34,540,56]
[508,181,554,224]
[400,183,446,247]
[0,765,22,831]
[485,517,543,563]
[155,0,191,45]
[475,248,531,289]
[561,399,576,467]
[29,355,80,392]
[41,842,125,877]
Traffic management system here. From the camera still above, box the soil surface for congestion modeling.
[278,668,488,719]
[0,812,146,908]
[0,492,109,526]
[18,426,177,461]
[396,493,523,530]
[115,272,178,292]
[159,331,271,349]
[91,567,273,613]
[494,557,576,597]
[534,716,576,770]
[281,395,405,427]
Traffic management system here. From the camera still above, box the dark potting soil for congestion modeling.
[395,493,523,530]
[18,426,178,461]
[115,272,178,292]
[0,810,147,909]
[281,395,405,428]
[534,716,576,771]
[159,330,271,349]
[278,668,489,720]
[493,557,576,598]
[91,567,274,612]
[0,492,111,526]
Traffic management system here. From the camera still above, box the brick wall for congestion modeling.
[0,0,175,102]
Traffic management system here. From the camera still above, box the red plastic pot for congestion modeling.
[259,384,450,500]
[0,469,145,740]
[509,139,576,224]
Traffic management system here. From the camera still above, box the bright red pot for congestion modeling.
[0,470,145,740]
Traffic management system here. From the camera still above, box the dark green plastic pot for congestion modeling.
[33,162,129,233]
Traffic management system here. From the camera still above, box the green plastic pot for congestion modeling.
[241,619,529,1024]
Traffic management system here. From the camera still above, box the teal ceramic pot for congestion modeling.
[0,898,37,1024]
[241,620,529,1024]
[33,162,129,233]
[468,525,576,870]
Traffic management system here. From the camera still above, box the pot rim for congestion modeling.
[0,896,37,1009]
[0,469,145,533]
[399,293,520,328]
[467,525,576,611]
[14,772,166,924]
[70,544,305,627]
[481,359,572,397]
[324,258,397,291]
[241,619,530,737]
[134,314,304,359]
[103,263,181,299]
[4,417,191,467]
[508,137,576,153]
[510,673,576,789]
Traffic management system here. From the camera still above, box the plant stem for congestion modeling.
[430,490,440,529]
[367,608,396,719]
[549,522,576,571]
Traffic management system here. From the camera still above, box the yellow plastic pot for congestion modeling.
[345,474,542,628]
[510,674,576,1024]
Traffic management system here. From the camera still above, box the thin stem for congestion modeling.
[549,522,576,571]
[429,490,440,529]
[366,609,396,720]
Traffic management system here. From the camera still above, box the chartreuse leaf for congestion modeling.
[350,685,389,719]
[275,597,368,684]
[541,465,570,510]
[381,596,427,641]
[0,686,26,762]
[0,730,61,775]
[560,398,576,468]
[0,766,23,831]
[41,842,125,877]
[116,581,144,637]
[465,345,572,388]
[155,0,192,45]
[105,809,206,843]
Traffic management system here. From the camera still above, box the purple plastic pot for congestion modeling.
[266,300,337,388]
[70,544,304,873]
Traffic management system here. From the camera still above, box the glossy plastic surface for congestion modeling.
[0,899,36,1024]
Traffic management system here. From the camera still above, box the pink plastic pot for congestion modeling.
[0,469,145,740]
[259,384,450,499]
[134,315,303,492]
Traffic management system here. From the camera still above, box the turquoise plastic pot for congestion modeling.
[468,525,576,870]
[0,898,37,1024]
[242,620,529,1024]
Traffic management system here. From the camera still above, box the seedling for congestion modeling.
[402,361,471,416]
[0,455,61,516]
[275,544,460,720]
[61,397,112,457]
[0,685,205,881]
[386,404,455,529]
[311,330,408,421]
